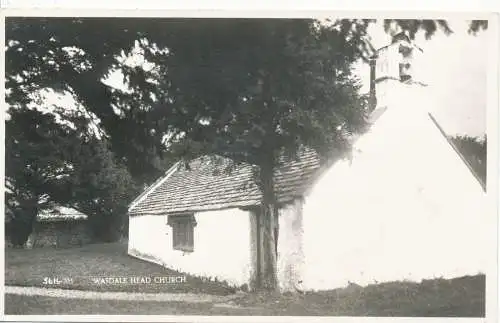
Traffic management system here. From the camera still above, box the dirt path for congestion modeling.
[5,285,245,303]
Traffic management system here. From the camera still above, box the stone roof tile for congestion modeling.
[129,147,323,216]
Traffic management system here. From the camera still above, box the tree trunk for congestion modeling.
[255,69,280,292]
[9,197,38,247]
[258,163,279,292]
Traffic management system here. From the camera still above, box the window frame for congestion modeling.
[167,213,197,252]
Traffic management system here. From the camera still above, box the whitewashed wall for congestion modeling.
[128,209,254,287]
[277,199,305,292]
[300,82,488,291]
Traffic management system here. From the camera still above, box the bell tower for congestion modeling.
[369,31,425,112]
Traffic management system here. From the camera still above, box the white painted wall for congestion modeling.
[277,199,305,292]
[300,82,488,291]
[128,209,254,287]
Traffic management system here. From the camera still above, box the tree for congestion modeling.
[450,134,487,184]
[5,18,174,185]
[69,139,138,242]
[5,101,137,246]
[5,107,80,245]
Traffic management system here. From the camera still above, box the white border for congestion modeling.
[0,0,499,12]
[0,9,5,321]
[1,5,498,323]
[486,11,500,323]
[0,9,497,19]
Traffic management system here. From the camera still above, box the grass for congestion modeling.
[4,294,277,315]
[232,274,486,317]
[5,242,236,295]
[4,294,219,315]
[5,274,485,316]
[5,242,486,316]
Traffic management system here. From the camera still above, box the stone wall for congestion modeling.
[30,220,93,248]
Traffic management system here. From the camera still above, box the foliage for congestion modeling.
[468,20,489,35]
[382,19,453,39]
[5,107,80,245]
[450,134,487,184]
[6,18,172,184]
[142,20,368,158]
[69,139,138,242]
[5,105,137,245]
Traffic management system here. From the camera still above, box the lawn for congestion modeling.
[231,274,486,317]
[4,294,250,315]
[5,243,486,316]
[5,242,236,295]
[5,275,485,316]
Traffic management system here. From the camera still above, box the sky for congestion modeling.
[353,19,488,138]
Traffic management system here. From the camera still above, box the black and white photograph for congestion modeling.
[2,8,498,320]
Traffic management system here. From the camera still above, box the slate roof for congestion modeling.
[129,147,325,216]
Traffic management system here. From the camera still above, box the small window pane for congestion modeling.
[168,214,195,252]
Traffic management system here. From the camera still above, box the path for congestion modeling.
[5,285,245,303]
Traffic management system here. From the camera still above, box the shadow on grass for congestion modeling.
[5,242,236,295]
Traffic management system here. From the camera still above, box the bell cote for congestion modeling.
[369,31,425,111]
